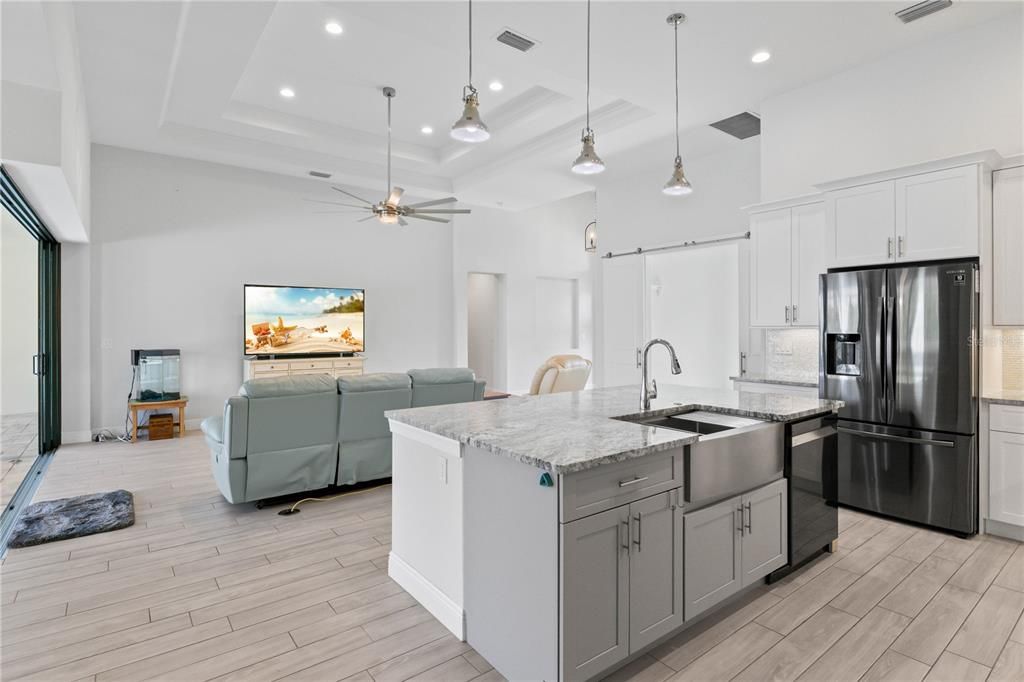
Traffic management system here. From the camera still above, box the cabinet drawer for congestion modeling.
[334,359,361,370]
[560,449,683,523]
[991,404,1024,434]
[254,363,289,374]
[292,359,334,371]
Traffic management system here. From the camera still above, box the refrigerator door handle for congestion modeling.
[878,295,887,416]
[886,296,896,423]
[837,427,956,448]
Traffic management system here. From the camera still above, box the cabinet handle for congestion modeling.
[785,306,791,324]
[792,305,798,322]
[898,235,904,257]
[620,519,630,551]
[618,475,649,488]
[633,512,643,552]
[736,506,744,536]
[888,237,894,258]
[744,502,752,533]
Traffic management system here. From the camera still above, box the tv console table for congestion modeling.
[243,356,365,381]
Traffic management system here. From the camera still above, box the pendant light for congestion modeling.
[571,0,605,174]
[450,0,490,143]
[662,12,692,196]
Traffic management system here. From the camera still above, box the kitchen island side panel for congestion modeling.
[464,445,560,681]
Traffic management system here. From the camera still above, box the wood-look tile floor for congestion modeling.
[1,433,1021,682]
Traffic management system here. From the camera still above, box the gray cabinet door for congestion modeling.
[684,495,742,620]
[741,478,788,586]
[628,491,683,653]
[561,505,630,680]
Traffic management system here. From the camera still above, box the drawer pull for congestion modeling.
[618,475,649,488]
[633,512,643,552]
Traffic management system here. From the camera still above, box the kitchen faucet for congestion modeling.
[640,338,682,411]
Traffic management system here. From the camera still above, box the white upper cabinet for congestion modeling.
[823,160,986,269]
[824,181,895,268]
[749,208,792,327]
[791,204,826,326]
[749,201,825,328]
[993,165,1024,326]
[896,165,980,262]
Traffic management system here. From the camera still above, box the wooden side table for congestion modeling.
[129,396,188,442]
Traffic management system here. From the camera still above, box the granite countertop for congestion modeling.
[983,390,1024,407]
[386,384,843,474]
[729,373,818,389]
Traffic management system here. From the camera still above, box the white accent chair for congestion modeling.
[528,355,593,395]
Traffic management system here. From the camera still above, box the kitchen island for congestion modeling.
[386,385,842,681]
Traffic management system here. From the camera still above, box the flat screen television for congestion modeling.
[244,284,364,356]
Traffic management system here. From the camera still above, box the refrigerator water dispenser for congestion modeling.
[826,334,861,376]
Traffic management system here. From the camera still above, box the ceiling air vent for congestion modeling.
[895,0,952,23]
[496,29,536,52]
[709,112,761,140]
[308,170,332,179]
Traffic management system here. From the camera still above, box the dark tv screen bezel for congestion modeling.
[243,283,365,358]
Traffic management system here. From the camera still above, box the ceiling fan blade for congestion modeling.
[331,186,375,205]
[304,198,369,209]
[407,214,450,223]
[311,210,367,214]
[405,196,458,209]
[408,209,472,214]
[357,215,377,223]
[398,217,408,227]
[387,187,405,206]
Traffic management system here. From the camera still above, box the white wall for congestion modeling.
[761,14,1024,201]
[88,145,455,431]
[453,192,596,394]
[593,140,762,385]
[466,273,504,390]
[1,212,39,416]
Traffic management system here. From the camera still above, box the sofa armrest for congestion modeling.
[224,396,249,459]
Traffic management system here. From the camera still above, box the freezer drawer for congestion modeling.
[836,421,977,534]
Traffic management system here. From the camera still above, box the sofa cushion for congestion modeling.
[240,374,337,398]
[201,415,224,444]
[339,372,411,393]
[408,368,476,385]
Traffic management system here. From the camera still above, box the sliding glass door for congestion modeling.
[1,166,61,520]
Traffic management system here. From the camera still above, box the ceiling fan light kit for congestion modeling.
[571,0,605,175]
[451,0,490,143]
[662,12,693,197]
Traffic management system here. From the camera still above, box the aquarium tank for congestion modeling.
[131,349,181,401]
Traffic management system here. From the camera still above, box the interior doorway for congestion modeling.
[467,272,507,392]
[644,243,740,390]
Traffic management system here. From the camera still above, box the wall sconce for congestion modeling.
[584,221,597,252]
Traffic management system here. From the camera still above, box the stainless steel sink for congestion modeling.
[613,409,784,507]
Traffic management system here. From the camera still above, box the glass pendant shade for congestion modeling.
[662,157,693,196]
[571,132,605,175]
[450,92,490,143]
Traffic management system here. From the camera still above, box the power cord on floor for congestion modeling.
[277,483,392,516]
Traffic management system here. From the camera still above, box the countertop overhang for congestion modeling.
[386,385,844,474]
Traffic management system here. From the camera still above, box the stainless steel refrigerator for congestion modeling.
[819,259,978,535]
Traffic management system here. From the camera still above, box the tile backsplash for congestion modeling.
[764,328,820,381]
[1003,328,1024,391]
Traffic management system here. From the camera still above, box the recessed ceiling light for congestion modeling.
[421,126,434,135]
[489,80,503,92]
[751,51,771,64]
[325,21,343,35]
[279,87,295,98]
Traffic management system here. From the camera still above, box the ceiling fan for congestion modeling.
[307,87,471,226]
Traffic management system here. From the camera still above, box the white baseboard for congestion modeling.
[388,551,464,640]
[61,430,92,444]
[985,518,1024,542]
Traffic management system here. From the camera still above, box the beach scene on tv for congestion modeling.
[244,286,364,355]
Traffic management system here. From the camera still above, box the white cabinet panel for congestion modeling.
[990,430,1024,528]
[993,166,1024,326]
[896,165,979,261]
[791,203,826,327]
[825,181,895,268]
[750,208,794,327]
